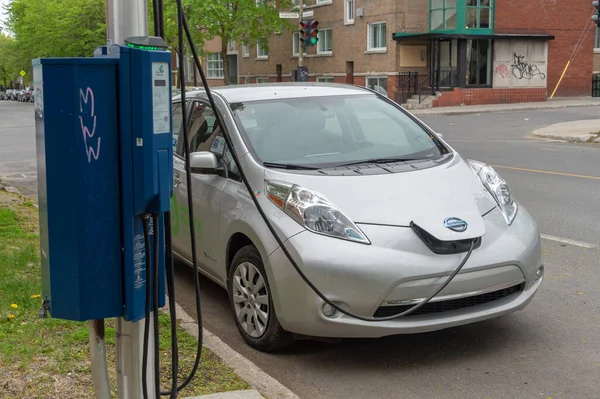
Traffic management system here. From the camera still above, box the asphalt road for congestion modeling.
[1,101,599,398]
[0,101,37,198]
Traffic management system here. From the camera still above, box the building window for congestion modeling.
[227,40,236,54]
[317,29,333,54]
[244,77,250,84]
[466,0,492,29]
[256,77,270,83]
[206,53,223,78]
[257,39,268,58]
[317,77,334,83]
[243,42,250,57]
[430,0,457,31]
[596,27,600,50]
[316,0,332,4]
[292,0,299,7]
[345,0,355,24]
[293,33,300,56]
[366,76,388,96]
[367,22,387,51]
[466,39,492,86]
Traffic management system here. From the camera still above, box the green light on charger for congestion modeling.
[127,43,163,51]
[124,36,169,51]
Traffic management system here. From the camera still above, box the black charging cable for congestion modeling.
[157,0,205,395]
[164,212,179,399]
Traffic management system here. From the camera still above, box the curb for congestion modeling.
[411,102,600,117]
[162,300,299,399]
[532,132,600,143]
[183,390,265,399]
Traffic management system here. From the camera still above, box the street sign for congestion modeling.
[302,10,314,17]
[19,70,26,77]
[279,11,299,18]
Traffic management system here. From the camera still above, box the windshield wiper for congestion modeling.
[262,162,320,170]
[336,157,423,167]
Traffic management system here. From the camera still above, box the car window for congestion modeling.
[172,102,183,152]
[230,94,447,167]
[187,101,219,153]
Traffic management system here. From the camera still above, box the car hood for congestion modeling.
[263,155,496,241]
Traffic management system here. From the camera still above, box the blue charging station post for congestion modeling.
[33,27,173,399]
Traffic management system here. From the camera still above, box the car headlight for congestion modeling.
[471,163,518,225]
[265,180,370,244]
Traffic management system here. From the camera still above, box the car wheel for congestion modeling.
[227,245,294,352]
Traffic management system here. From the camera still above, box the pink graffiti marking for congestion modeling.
[494,64,511,79]
[79,87,101,163]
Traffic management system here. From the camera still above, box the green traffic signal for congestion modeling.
[310,37,318,45]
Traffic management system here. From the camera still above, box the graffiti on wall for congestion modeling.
[511,53,546,80]
[494,64,511,79]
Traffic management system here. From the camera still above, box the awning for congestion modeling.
[392,32,555,42]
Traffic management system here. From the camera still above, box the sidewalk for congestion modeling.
[531,119,600,143]
[410,97,600,116]
[185,390,265,399]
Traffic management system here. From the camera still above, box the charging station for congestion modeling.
[34,38,172,323]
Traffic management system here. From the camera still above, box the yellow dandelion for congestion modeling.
[31,294,41,299]
[11,304,18,309]
[8,314,15,319]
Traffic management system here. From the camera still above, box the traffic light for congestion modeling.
[299,20,309,47]
[299,19,319,47]
[309,20,319,46]
[593,1,600,27]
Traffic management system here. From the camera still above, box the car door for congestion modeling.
[172,99,227,281]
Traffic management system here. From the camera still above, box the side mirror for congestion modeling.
[190,151,218,173]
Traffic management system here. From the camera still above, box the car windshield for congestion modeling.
[230,94,449,168]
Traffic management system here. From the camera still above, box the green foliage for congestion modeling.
[6,0,106,58]
[3,0,295,87]
[1,0,105,87]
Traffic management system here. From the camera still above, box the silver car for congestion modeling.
[170,83,543,352]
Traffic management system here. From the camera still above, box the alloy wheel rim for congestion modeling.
[232,261,270,338]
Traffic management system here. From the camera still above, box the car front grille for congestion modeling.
[373,282,525,318]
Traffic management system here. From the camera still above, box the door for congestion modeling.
[172,100,227,280]
[432,39,458,88]
[466,39,492,86]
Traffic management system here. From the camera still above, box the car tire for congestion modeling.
[227,245,294,352]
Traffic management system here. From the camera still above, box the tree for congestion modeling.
[190,0,294,85]
[5,0,106,59]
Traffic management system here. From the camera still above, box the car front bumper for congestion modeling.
[264,205,543,338]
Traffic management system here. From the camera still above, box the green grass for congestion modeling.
[0,191,250,398]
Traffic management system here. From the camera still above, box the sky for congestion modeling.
[0,0,8,28]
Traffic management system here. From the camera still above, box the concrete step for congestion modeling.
[402,102,433,110]
[406,97,433,105]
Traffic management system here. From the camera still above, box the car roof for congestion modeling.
[173,82,376,104]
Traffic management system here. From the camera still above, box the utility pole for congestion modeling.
[298,0,303,68]
[105,1,158,399]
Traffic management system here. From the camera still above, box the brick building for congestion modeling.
[188,0,595,107]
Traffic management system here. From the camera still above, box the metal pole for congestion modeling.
[88,320,111,399]
[106,0,149,47]
[298,0,303,68]
[105,0,156,398]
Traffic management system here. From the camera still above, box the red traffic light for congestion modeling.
[311,21,319,29]
[300,21,308,28]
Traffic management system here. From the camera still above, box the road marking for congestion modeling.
[541,234,599,249]
[491,165,600,181]
[0,159,33,166]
